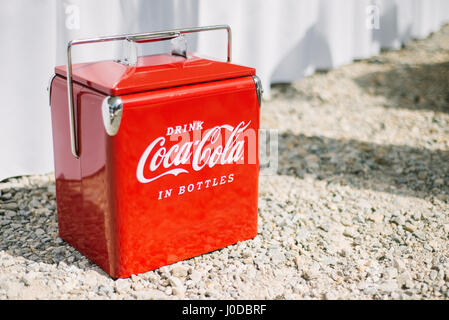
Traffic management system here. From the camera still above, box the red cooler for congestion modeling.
[48,25,263,278]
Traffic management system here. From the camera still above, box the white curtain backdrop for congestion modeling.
[1,0,448,181]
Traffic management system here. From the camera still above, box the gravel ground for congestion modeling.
[1,25,449,300]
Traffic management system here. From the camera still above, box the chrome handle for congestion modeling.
[125,31,180,43]
[66,25,232,158]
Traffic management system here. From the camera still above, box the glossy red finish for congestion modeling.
[50,76,113,272]
[50,54,260,278]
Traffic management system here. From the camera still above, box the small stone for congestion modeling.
[412,212,422,221]
[414,230,426,240]
[404,224,417,232]
[390,234,402,243]
[0,192,12,200]
[302,263,320,280]
[164,286,173,296]
[28,198,41,208]
[429,270,438,281]
[131,281,144,291]
[393,258,406,272]
[168,276,183,288]
[338,248,349,257]
[340,217,353,227]
[293,256,301,269]
[53,247,65,255]
[5,210,16,218]
[434,178,444,186]
[189,271,202,283]
[443,224,449,234]
[35,229,45,236]
[391,215,405,226]
[364,286,377,296]
[21,273,37,286]
[169,277,185,298]
[397,272,413,289]
[357,282,367,290]
[368,213,384,223]
[114,279,131,294]
[379,280,398,292]
[171,265,188,278]
[205,289,218,298]
[305,154,319,164]
[63,278,77,291]
[391,292,401,299]
[270,249,286,264]
[133,289,166,300]
[383,267,398,279]
[343,228,357,238]
[84,271,98,287]
[417,171,428,180]
[332,194,343,202]
[324,291,337,300]
[296,230,310,241]
[2,203,18,210]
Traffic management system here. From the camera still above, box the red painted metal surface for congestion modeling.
[55,54,255,95]
[50,54,260,278]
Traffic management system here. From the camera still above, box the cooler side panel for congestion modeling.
[50,77,118,276]
[78,88,117,276]
[50,76,84,252]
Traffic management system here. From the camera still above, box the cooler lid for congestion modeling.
[55,54,255,96]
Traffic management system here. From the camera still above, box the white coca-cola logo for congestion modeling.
[136,121,251,183]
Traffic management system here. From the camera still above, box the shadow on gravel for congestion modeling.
[354,61,449,113]
[1,133,447,272]
[277,132,449,200]
[0,181,105,275]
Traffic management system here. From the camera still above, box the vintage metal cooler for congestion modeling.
[48,25,262,278]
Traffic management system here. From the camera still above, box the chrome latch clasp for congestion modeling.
[170,34,187,58]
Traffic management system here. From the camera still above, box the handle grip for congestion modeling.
[66,25,232,158]
[126,31,180,43]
